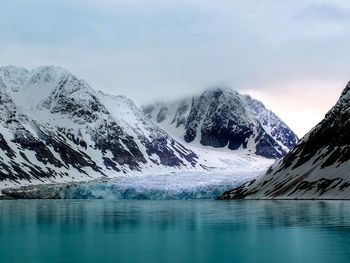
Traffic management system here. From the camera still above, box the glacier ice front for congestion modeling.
[2,167,270,200]
[71,171,261,199]
[1,152,274,199]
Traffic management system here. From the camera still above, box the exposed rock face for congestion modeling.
[142,88,298,159]
[0,66,198,188]
[218,82,350,200]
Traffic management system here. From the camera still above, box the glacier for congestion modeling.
[2,154,273,199]
[2,169,266,200]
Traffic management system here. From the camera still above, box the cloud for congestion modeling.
[0,0,350,137]
[294,4,349,22]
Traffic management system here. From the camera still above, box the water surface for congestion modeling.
[1,200,350,263]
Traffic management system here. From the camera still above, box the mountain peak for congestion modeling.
[0,66,29,92]
[142,87,298,159]
[28,66,72,84]
[0,65,74,94]
[0,65,28,73]
[203,86,238,96]
[338,80,350,102]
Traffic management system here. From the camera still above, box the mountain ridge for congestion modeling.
[0,66,199,190]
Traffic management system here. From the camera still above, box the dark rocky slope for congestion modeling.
[218,82,350,199]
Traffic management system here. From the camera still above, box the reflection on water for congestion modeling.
[0,200,350,263]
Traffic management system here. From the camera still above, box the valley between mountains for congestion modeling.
[3,65,347,199]
[0,66,293,199]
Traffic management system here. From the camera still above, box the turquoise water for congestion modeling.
[1,200,350,263]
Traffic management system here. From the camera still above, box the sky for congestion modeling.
[1,0,350,137]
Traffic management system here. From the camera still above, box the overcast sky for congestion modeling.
[1,0,350,137]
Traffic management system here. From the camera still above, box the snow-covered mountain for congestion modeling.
[0,66,199,189]
[142,87,298,159]
[218,82,350,199]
